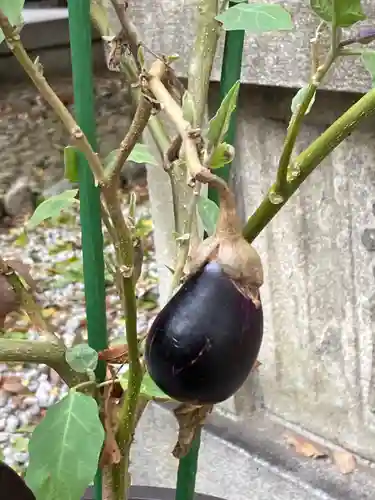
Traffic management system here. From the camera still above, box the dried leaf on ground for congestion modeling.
[332,450,356,474]
[1,375,26,394]
[172,403,213,459]
[251,359,262,371]
[285,433,327,459]
[98,344,129,364]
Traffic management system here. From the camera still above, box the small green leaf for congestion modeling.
[26,190,78,230]
[14,231,28,247]
[207,81,240,149]
[64,146,79,183]
[0,0,25,45]
[182,90,197,125]
[66,344,98,373]
[291,86,316,115]
[106,144,158,168]
[216,3,293,32]
[25,392,104,500]
[129,144,158,166]
[197,196,219,236]
[310,0,366,27]
[362,50,375,87]
[119,368,172,400]
[210,142,235,169]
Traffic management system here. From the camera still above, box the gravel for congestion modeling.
[0,197,158,470]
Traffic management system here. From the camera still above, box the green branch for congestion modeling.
[0,339,86,387]
[274,18,341,195]
[243,86,375,242]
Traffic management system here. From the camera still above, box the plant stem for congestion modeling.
[147,61,205,180]
[0,339,86,387]
[187,0,220,127]
[105,95,153,182]
[274,16,340,196]
[0,258,61,345]
[243,86,375,242]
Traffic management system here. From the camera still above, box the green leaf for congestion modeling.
[210,142,235,169]
[216,3,293,32]
[129,143,158,166]
[291,86,316,115]
[25,392,104,500]
[0,0,25,45]
[26,190,78,230]
[105,144,158,170]
[66,344,98,373]
[64,146,79,183]
[119,368,172,400]
[207,81,240,149]
[310,0,366,27]
[197,196,219,236]
[362,50,375,87]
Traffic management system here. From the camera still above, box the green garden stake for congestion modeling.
[208,0,246,205]
[176,3,246,499]
[67,2,108,499]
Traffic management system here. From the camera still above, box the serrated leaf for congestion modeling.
[207,81,240,149]
[0,0,25,45]
[210,142,235,168]
[310,0,366,27]
[66,344,98,373]
[25,392,104,500]
[26,190,78,230]
[216,3,293,32]
[362,50,375,87]
[291,86,316,115]
[182,90,197,125]
[64,146,79,183]
[197,196,219,236]
[119,368,172,400]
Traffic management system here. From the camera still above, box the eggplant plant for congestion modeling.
[0,0,375,499]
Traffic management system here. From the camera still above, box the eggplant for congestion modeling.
[145,171,264,405]
[145,260,263,404]
[0,460,36,500]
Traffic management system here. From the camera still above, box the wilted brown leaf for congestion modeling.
[251,359,262,371]
[172,403,213,459]
[98,344,129,364]
[333,450,356,474]
[1,376,26,394]
[99,375,121,468]
[285,433,327,459]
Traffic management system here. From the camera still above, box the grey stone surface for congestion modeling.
[130,0,375,93]
[132,403,335,500]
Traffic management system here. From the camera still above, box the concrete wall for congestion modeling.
[130,0,375,462]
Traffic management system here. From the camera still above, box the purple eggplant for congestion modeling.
[145,260,263,404]
[0,460,36,500]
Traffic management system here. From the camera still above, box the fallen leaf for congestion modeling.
[99,344,129,364]
[333,450,356,474]
[285,433,327,459]
[2,376,26,394]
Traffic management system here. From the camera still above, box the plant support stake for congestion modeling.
[208,0,245,204]
[67,2,108,499]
